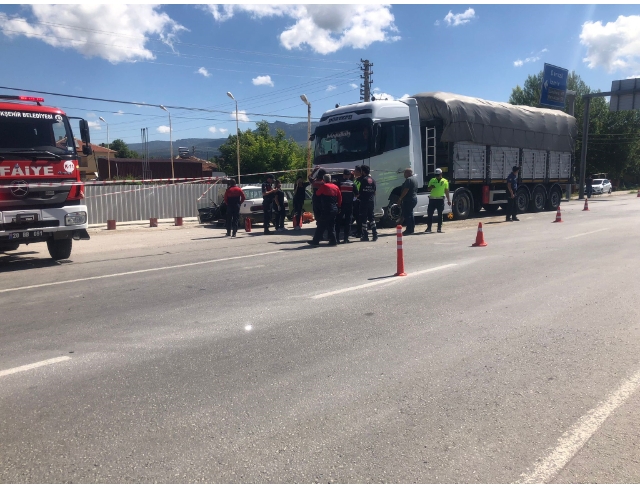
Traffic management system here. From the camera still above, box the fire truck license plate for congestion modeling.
[9,231,43,240]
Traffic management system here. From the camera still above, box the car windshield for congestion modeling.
[0,111,76,155]
[314,118,373,164]
[593,180,604,185]
[243,189,263,200]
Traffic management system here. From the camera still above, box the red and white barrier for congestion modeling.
[395,225,407,276]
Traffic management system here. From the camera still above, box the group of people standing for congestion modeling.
[307,164,378,246]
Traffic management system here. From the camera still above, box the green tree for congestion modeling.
[509,71,640,184]
[214,120,307,183]
[100,139,139,158]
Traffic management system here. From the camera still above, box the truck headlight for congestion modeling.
[65,211,87,226]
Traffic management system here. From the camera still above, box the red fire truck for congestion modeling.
[0,95,92,260]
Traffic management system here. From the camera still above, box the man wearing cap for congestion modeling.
[358,164,378,242]
[506,165,520,222]
[335,169,355,243]
[261,174,277,234]
[426,168,450,233]
[396,168,418,235]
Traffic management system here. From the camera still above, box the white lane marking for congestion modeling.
[564,228,610,240]
[312,263,457,299]
[518,369,640,484]
[0,251,283,294]
[0,356,71,378]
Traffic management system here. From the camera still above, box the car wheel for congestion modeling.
[608,188,612,194]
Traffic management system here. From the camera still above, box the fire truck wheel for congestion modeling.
[0,243,20,253]
[47,238,72,260]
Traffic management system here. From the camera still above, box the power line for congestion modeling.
[3,17,355,64]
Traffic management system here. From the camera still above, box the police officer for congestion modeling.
[358,165,377,242]
[309,174,342,246]
[425,168,450,233]
[310,168,327,222]
[223,179,246,238]
[506,165,520,222]
[261,174,277,234]
[273,179,286,231]
[335,169,354,244]
[352,165,362,238]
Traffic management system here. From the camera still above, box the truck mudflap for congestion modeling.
[73,229,90,240]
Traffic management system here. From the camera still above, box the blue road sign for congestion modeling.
[540,63,568,108]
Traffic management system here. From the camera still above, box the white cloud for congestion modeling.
[373,87,381,92]
[157,125,171,134]
[86,112,97,118]
[580,15,640,75]
[0,6,186,64]
[444,8,476,27]
[230,110,250,122]
[197,67,211,77]
[208,126,218,134]
[87,120,101,130]
[205,5,399,55]
[252,75,274,87]
[513,48,547,67]
[114,110,124,116]
[219,128,229,134]
[326,84,337,91]
[400,94,410,99]
[349,83,358,89]
[434,20,440,26]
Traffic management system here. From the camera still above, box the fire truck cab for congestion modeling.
[0,95,91,260]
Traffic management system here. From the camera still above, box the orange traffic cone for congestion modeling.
[553,206,563,223]
[245,217,252,232]
[471,222,487,247]
[583,197,590,211]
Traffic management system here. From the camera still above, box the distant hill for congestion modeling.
[128,120,319,160]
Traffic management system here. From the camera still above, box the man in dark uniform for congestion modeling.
[261,174,277,234]
[335,169,354,244]
[358,164,377,242]
[309,174,342,246]
[352,165,362,238]
[274,179,286,231]
[310,168,327,221]
[223,179,246,238]
[506,165,520,222]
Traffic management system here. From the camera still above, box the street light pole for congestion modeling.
[300,94,312,178]
[160,105,174,180]
[98,116,110,179]
[227,92,241,184]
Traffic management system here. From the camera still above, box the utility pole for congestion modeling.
[360,59,373,102]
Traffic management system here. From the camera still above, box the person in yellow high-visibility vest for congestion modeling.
[425,168,451,233]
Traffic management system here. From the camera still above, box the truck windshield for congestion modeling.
[314,119,372,164]
[0,112,76,156]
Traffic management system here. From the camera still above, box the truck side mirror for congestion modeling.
[309,133,315,141]
[78,119,92,155]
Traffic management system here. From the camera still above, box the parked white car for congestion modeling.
[588,179,612,195]
[239,185,288,227]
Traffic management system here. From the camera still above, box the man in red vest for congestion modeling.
[309,174,342,246]
[223,179,246,237]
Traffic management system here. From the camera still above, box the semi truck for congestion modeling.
[312,92,577,225]
[0,95,92,259]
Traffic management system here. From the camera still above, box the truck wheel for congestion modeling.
[0,243,20,253]
[546,186,562,211]
[515,188,530,213]
[452,188,473,220]
[529,186,546,212]
[47,238,72,260]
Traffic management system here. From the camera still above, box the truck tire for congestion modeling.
[452,188,473,220]
[47,238,72,260]
[515,188,530,213]
[0,243,20,253]
[529,185,546,212]
[546,186,562,211]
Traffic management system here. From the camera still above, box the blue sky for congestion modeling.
[1,4,639,149]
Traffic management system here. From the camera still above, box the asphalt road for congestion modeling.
[1,194,640,483]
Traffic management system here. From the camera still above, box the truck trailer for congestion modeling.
[312,92,577,224]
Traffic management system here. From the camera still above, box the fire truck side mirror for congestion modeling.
[79,119,93,155]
